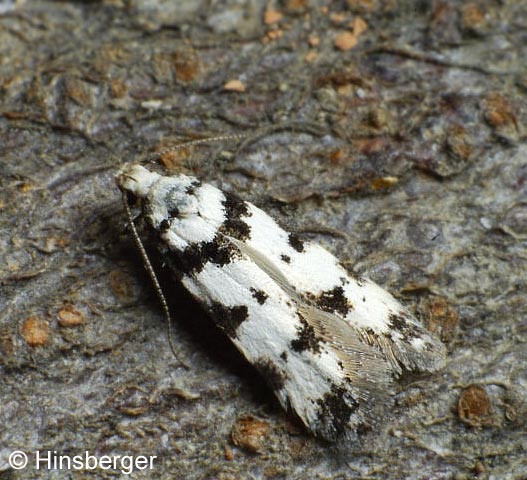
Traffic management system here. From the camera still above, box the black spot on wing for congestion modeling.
[254,357,287,391]
[308,286,353,317]
[280,254,291,264]
[165,243,205,274]
[364,327,375,336]
[290,313,322,354]
[388,311,422,342]
[288,233,304,252]
[160,219,170,232]
[185,180,202,196]
[250,288,268,305]
[168,206,180,218]
[382,331,394,342]
[316,385,359,439]
[202,237,238,266]
[166,234,241,275]
[210,302,248,338]
[221,191,251,241]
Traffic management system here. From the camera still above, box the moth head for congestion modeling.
[116,164,201,228]
[116,164,158,201]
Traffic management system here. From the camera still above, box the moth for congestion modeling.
[116,163,446,441]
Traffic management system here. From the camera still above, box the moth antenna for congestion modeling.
[143,132,250,163]
[120,191,189,369]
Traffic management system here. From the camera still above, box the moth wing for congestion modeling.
[354,294,447,375]
[228,234,445,376]
[228,235,394,406]
[229,197,445,376]
[295,304,395,424]
[226,235,297,297]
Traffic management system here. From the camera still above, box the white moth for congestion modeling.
[116,164,446,441]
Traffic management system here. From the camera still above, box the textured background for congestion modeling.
[1,1,526,478]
